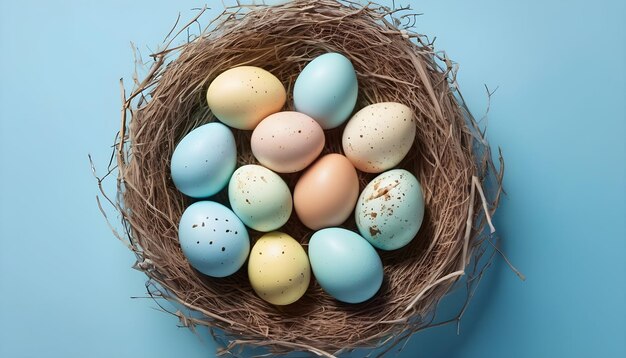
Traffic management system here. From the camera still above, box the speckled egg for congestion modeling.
[248,232,311,305]
[178,201,250,277]
[293,154,359,230]
[308,228,383,303]
[228,165,292,232]
[251,111,325,173]
[170,122,236,198]
[355,169,425,251]
[342,102,416,173]
[293,53,358,129]
[206,66,286,130]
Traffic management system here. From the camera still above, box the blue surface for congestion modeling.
[0,1,624,357]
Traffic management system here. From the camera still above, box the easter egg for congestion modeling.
[355,169,424,250]
[293,154,359,230]
[178,201,250,277]
[251,111,325,173]
[206,66,286,130]
[170,122,236,198]
[228,165,292,232]
[308,228,383,303]
[293,53,358,129]
[248,232,311,305]
[342,102,416,173]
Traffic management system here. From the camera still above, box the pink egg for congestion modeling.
[251,111,325,173]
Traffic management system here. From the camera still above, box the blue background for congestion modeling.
[0,0,624,357]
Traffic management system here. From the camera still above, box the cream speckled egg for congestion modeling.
[206,66,286,130]
[251,111,325,173]
[248,232,311,305]
[342,102,416,173]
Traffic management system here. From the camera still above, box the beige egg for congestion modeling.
[251,111,325,173]
[248,232,311,305]
[293,154,359,230]
[342,102,416,173]
[206,66,286,130]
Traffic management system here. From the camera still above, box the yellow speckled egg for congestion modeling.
[206,66,287,130]
[248,232,311,305]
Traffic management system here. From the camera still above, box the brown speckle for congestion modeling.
[368,182,400,201]
[369,226,381,236]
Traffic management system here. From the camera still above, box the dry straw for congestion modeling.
[93,0,517,356]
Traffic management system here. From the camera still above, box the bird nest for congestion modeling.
[94,0,508,356]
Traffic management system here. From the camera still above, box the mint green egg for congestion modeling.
[228,165,292,232]
[355,169,425,250]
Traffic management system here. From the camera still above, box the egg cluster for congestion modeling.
[170,53,425,305]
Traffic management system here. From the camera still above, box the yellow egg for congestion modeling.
[248,232,311,305]
[206,66,286,130]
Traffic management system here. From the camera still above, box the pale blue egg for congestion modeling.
[355,169,425,250]
[293,53,358,129]
[178,201,250,277]
[171,122,236,198]
[308,228,383,303]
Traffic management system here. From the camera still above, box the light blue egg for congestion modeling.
[178,201,250,277]
[171,122,236,198]
[355,169,425,250]
[308,228,383,303]
[293,53,358,129]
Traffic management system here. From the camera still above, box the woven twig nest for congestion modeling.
[99,0,505,356]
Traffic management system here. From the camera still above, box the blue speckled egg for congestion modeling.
[308,228,383,303]
[178,201,250,277]
[355,169,425,251]
[293,53,358,129]
[171,122,236,198]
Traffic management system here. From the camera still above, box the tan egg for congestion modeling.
[293,154,359,230]
[251,111,325,173]
[342,102,416,173]
[206,66,286,130]
[248,232,311,305]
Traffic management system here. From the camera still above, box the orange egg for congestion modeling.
[294,154,359,230]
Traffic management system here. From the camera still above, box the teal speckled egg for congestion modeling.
[170,122,236,198]
[178,201,250,277]
[308,228,383,303]
[293,53,358,129]
[355,169,425,251]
